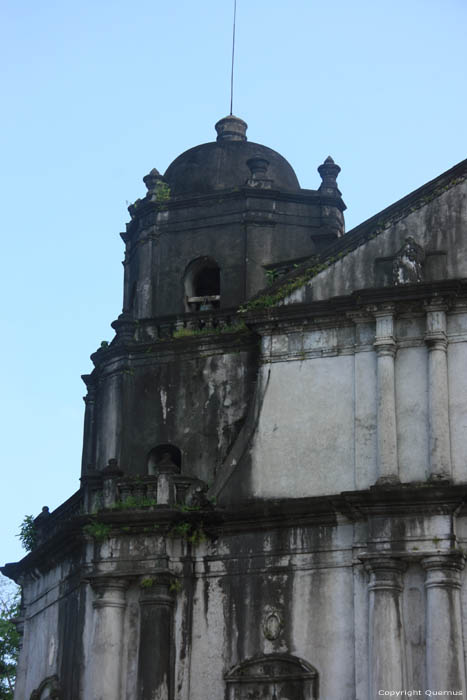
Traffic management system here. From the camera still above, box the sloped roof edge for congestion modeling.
[241,157,467,312]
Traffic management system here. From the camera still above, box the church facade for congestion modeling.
[3,116,467,699]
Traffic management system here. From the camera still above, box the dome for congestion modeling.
[163,115,300,196]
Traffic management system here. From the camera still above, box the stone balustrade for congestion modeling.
[134,307,242,343]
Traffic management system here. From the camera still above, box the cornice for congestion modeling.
[4,483,467,581]
[90,328,259,372]
[123,186,345,240]
[244,279,467,331]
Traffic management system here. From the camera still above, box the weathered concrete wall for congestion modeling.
[15,503,467,699]
[91,340,258,481]
[243,303,467,499]
[14,557,86,699]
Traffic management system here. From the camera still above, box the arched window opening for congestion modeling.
[225,654,319,700]
[30,675,62,699]
[184,257,221,311]
[147,444,182,476]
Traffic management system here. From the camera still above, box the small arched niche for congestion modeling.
[147,444,182,476]
[30,675,61,699]
[184,256,220,311]
[225,654,319,700]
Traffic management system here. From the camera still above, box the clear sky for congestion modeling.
[1,0,466,566]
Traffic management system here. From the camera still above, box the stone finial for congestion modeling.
[111,311,136,344]
[247,156,269,178]
[102,458,123,476]
[246,156,273,189]
[215,115,248,142]
[143,168,163,194]
[318,156,341,192]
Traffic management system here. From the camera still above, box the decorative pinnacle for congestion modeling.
[246,156,269,177]
[143,168,164,193]
[318,156,341,192]
[215,115,248,142]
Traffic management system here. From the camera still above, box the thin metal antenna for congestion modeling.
[230,0,237,115]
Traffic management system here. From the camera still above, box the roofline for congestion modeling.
[244,157,467,309]
[343,156,467,245]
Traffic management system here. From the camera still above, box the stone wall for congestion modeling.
[12,490,467,699]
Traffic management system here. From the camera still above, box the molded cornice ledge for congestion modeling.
[3,484,467,583]
[243,279,467,329]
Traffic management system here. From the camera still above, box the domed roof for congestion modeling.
[163,115,300,196]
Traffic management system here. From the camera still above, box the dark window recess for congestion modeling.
[194,266,220,297]
[147,444,182,475]
[185,257,221,311]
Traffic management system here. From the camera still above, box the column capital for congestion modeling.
[139,571,177,607]
[425,335,448,352]
[89,575,130,609]
[362,555,407,592]
[424,297,450,314]
[371,302,396,317]
[425,301,448,350]
[422,552,465,589]
[374,341,397,357]
[373,305,396,351]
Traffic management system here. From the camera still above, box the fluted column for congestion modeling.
[138,572,175,700]
[422,553,466,693]
[365,557,406,697]
[425,301,452,480]
[89,577,129,700]
[373,306,399,483]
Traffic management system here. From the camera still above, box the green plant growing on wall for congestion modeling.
[265,268,280,286]
[83,521,111,541]
[113,495,157,510]
[140,576,157,589]
[17,516,37,553]
[0,578,20,699]
[155,181,171,205]
[169,521,206,545]
[172,321,247,340]
[187,525,206,545]
[169,579,182,594]
[175,504,201,513]
[169,522,191,539]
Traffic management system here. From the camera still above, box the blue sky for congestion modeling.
[1,0,466,566]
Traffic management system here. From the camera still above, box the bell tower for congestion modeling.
[119,115,345,321]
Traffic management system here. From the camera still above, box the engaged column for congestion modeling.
[90,577,129,700]
[422,553,466,694]
[365,557,406,697]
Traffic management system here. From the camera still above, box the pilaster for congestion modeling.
[373,305,399,483]
[81,375,96,475]
[422,553,466,693]
[89,577,129,700]
[425,300,452,480]
[138,572,176,700]
[365,556,407,697]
